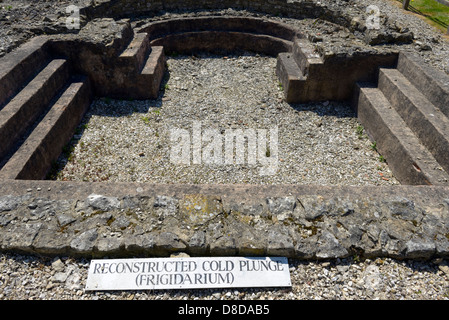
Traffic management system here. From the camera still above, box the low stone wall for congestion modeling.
[138,15,298,56]
[137,16,300,42]
[1,181,448,260]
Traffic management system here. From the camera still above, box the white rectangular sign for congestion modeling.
[85,256,291,291]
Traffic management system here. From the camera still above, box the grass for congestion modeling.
[397,0,449,34]
[141,116,150,125]
[278,82,283,91]
[356,124,365,139]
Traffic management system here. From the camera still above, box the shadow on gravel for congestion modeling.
[288,101,356,119]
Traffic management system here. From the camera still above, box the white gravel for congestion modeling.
[1,253,448,300]
[52,53,398,186]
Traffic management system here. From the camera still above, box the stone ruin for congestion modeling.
[0,0,448,260]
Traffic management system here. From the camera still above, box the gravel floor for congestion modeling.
[51,53,398,186]
[1,253,448,300]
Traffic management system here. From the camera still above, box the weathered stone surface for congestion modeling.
[397,52,449,119]
[0,195,30,212]
[97,236,124,255]
[266,226,295,256]
[435,234,449,256]
[266,197,296,215]
[155,232,187,255]
[316,231,349,259]
[70,228,98,253]
[0,182,448,259]
[56,213,76,228]
[364,29,413,45]
[86,194,121,211]
[180,194,222,225]
[188,230,208,255]
[154,195,178,218]
[33,224,72,254]
[405,238,436,259]
[0,222,43,253]
[294,236,318,260]
[124,231,156,254]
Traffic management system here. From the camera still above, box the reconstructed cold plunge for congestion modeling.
[0,0,449,260]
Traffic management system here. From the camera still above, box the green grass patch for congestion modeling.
[401,0,449,33]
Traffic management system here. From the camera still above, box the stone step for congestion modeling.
[378,67,449,174]
[277,38,345,103]
[356,83,449,186]
[276,52,307,103]
[0,59,71,163]
[0,76,92,180]
[396,52,449,118]
[283,38,397,103]
[136,46,166,99]
[292,38,323,77]
[0,36,50,109]
[119,32,151,72]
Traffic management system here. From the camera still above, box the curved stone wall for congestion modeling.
[137,16,299,56]
[137,16,300,42]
